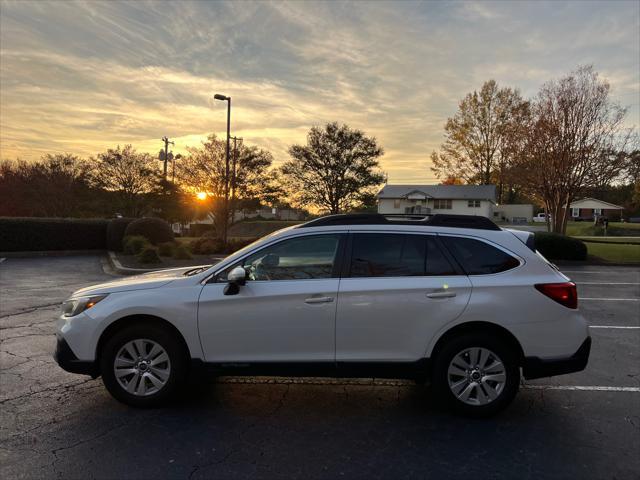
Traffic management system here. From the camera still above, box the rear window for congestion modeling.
[442,236,520,275]
[349,234,457,277]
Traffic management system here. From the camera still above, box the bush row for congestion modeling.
[0,216,174,252]
[534,232,587,261]
[0,217,109,252]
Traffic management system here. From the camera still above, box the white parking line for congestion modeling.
[580,297,639,301]
[590,325,640,329]
[562,270,630,274]
[523,385,640,392]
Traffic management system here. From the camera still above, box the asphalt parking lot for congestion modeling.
[1,256,638,479]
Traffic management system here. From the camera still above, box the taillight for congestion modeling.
[535,282,578,309]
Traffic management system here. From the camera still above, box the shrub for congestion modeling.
[224,238,258,253]
[137,246,161,264]
[124,217,173,245]
[189,223,215,237]
[106,217,135,251]
[534,232,587,261]
[157,242,175,257]
[123,235,150,255]
[172,244,193,260]
[0,217,108,252]
[190,237,223,254]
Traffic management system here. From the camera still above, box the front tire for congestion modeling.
[100,323,188,407]
[433,332,520,417]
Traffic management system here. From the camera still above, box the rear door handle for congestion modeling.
[304,296,334,304]
[426,291,457,299]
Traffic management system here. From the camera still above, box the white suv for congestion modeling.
[54,214,590,416]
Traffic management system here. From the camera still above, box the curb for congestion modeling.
[107,251,164,275]
[106,251,226,275]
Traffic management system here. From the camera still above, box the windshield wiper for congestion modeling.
[183,266,211,277]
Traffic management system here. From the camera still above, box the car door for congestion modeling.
[197,233,345,363]
[336,232,472,362]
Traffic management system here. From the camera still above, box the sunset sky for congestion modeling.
[1,0,638,183]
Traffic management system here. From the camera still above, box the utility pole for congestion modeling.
[161,136,174,180]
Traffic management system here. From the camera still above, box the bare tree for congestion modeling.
[430,80,530,202]
[281,122,384,214]
[517,66,630,234]
[177,134,273,235]
[90,145,161,217]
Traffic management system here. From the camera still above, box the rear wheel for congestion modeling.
[433,332,520,417]
[100,323,188,407]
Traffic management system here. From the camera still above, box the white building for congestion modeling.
[377,184,496,218]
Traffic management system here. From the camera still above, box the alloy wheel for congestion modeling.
[113,339,171,397]
[447,347,507,406]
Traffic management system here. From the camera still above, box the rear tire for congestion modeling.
[432,332,520,417]
[100,323,189,407]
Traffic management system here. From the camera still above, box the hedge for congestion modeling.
[124,217,173,245]
[534,232,587,261]
[106,217,135,251]
[0,217,109,252]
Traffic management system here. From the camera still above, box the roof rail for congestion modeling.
[299,213,501,231]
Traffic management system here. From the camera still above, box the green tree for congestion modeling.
[89,145,161,217]
[281,122,384,214]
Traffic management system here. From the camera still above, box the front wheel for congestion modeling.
[100,324,188,407]
[432,333,520,417]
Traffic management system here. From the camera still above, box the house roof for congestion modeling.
[377,184,496,202]
[569,197,624,210]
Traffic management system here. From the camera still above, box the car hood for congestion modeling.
[71,266,209,297]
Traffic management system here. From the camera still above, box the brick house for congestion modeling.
[565,198,624,221]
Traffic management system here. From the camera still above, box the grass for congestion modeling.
[586,242,640,263]
[565,221,640,237]
[576,237,640,244]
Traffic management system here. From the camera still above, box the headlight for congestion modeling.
[61,294,108,317]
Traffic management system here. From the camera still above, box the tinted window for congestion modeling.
[350,234,457,277]
[442,237,520,275]
[224,234,341,281]
[426,237,458,275]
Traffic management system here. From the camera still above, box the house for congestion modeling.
[492,204,534,223]
[377,184,496,218]
[565,198,624,221]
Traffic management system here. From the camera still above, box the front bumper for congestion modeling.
[522,337,591,380]
[54,336,99,378]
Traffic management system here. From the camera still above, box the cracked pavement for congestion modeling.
[1,256,639,479]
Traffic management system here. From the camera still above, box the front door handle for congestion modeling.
[426,291,457,299]
[304,296,334,304]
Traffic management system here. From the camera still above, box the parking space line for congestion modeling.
[580,297,639,301]
[562,270,633,274]
[523,385,640,392]
[590,325,640,329]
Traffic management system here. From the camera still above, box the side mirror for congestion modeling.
[224,266,247,296]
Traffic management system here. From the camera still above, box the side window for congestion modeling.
[426,237,458,275]
[349,234,457,277]
[351,234,425,277]
[442,236,520,275]
[221,234,341,281]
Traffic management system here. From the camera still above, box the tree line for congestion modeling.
[431,66,638,234]
[1,65,637,237]
[0,122,385,232]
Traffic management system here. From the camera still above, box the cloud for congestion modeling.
[1,0,638,183]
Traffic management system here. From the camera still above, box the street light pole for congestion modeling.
[214,93,231,245]
[230,136,243,222]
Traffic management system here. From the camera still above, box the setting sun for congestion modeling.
[196,192,207,201]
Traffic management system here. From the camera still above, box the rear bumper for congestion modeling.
[522,337,591,380]
[54,336,99,378]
